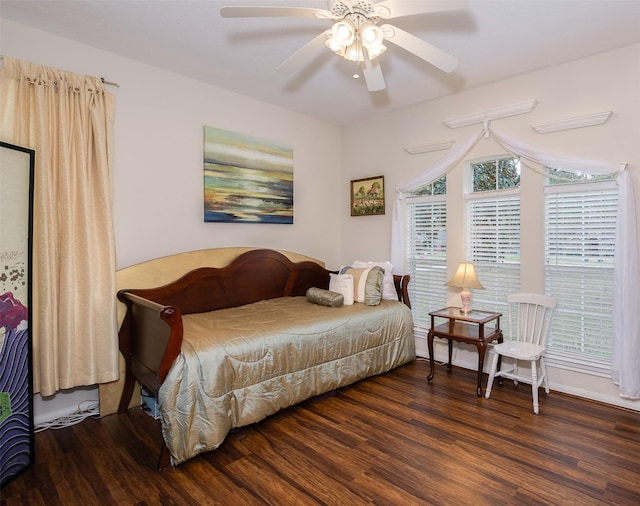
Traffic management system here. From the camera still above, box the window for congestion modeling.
[466,158,521,315]
[405,177,447,326]
[544,170,618,373]
[402,155,619,378]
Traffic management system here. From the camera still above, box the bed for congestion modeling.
[115,248,415,467]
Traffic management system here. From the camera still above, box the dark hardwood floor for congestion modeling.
[3,359,640,505]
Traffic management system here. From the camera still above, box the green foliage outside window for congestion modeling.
[547,168,616,185]
[472,158,520,192]
[411,176,446,196]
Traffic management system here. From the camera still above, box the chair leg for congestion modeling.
[541,356,550,394]
[531,360,539,414]
[485,350,500,399]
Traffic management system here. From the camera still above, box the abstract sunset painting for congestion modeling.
[204,126,293,224]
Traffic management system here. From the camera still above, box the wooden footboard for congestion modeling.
[116,293,183,413]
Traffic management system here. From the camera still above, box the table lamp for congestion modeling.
[446,262,484,314]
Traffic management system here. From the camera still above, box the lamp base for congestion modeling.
[460,288,472,314]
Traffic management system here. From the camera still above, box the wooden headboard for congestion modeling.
[118,249,332,315]
[118,248,411,314]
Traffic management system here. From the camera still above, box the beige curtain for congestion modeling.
[0,57,119,396]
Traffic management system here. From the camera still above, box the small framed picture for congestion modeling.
[350,175,385,216]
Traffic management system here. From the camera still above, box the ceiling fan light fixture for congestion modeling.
[361,22,382,46]
[344,41,364,62]
[365,42,386,60]
[331,19,356,46]
[326,36,344,53]
[361,22,386,59]
[327,17,386,63]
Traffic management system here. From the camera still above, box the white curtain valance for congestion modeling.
[390,124,640,399]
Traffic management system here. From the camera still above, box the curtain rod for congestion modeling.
[0,55,120,88]
[100,77,120,88]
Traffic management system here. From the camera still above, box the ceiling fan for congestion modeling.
[221,0,467,92]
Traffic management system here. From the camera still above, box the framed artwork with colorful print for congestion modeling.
[0,141,35,488]
[350,175,385,216]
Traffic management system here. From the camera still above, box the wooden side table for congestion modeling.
[427,307,503,396]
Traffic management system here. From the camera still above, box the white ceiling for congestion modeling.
[2,0,640,125]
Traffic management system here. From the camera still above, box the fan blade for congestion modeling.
[277,30,330,73]
[221,6,334,19]
[374,0,467,19]
[362,57,386,92]
[381,24,458,73]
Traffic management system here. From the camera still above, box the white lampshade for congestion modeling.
[332,20,355,47]
[326,36,344,53]
[446,262,484,313]
[345,41,364,62]
[446,262,484,289]
[365,43,387,60]
[361,22,383,46]
[361,23,386,60]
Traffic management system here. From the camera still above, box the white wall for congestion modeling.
[341,43,640,411]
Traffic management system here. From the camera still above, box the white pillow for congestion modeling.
[351,260,398,300]
[329,273,354,305]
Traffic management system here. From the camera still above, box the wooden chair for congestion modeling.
[485,292,557,414]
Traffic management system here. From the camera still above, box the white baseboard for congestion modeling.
[33,386,99,426]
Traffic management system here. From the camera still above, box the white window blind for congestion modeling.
[466,190,521,316]
[405,194,447,326]
[544,181,617,371]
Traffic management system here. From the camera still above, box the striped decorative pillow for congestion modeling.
[339,266,384,306]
